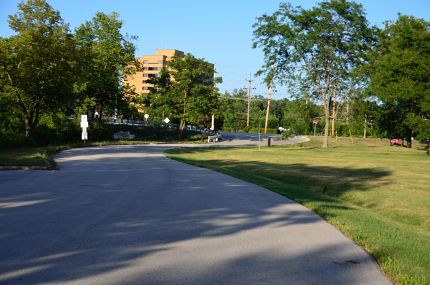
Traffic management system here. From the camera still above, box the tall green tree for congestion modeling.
[218,90,248,131]
[367,15,430,147]
[1,0,78,137]
[74,12,138,120]
[253,0,375,147]
[283,99,322,135]
[148,54,221,135]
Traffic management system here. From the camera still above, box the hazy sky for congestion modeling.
[1,0,429,97]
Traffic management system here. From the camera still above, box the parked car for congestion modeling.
[390,138,403,146]
[113,131,135,140]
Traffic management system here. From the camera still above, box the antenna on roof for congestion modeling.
[160,36,165,49]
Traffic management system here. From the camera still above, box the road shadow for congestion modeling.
[168,147,392,199]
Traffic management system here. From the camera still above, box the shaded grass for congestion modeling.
[0,147,57,169]
[166,138,430,285]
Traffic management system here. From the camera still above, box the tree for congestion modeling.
[148,53,221,135]
[1,0,78,138]
[253,0,375,147]
[367,15,430,147]
[283,99,322,135]
[74,12,138,120]
[219,89,248,131]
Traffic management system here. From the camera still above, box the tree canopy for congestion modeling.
[253,0,375,147]
[74,12,138,120]
[147,53,221,134]
[1,0,78,137]
[367,15,430,145]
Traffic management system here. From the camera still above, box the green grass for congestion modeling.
[166,137,430,285]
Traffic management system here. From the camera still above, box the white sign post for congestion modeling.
[164,118,170,124]
[81,115,88,142]
[144,114,149,122]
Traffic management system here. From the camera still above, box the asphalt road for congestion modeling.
[0,144,391,284]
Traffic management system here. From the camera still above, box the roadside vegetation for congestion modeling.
[166,138,430,285]
[0,124,206,168]
[1,0,428,151]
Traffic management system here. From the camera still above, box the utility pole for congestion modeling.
[264,77,273,134]
[246,75,254,128]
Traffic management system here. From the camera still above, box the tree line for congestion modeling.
[0,0,138,145]
[252,0,429,148]
[1,0,429,148]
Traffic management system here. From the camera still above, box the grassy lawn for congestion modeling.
[0,147,58,169]
[166,137,430,285]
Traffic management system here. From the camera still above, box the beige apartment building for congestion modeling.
[125,49,184,95]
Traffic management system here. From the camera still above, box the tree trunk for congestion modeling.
[24,114,36,138]
[318,73,330,148]
[24,117,32,138]
[406,130,413,148]
[323,103,330,148]
[331,85,337,137]
[179,89,187,140]
[363,116,367,139]
[179,119,186,139]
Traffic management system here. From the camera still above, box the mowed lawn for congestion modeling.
[166,138,430,285]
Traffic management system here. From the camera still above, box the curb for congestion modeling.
[0,165,52,171]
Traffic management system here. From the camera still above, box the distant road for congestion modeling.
[0,144,390,284]
[220,131,280,141]
[219,132,309,146]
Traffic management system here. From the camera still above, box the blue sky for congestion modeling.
[1,0,429,98]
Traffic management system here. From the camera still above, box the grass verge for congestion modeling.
[166,137,430,285]
[0,146,59,169]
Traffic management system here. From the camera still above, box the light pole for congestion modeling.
[144,114,149,125]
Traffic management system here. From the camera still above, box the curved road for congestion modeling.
[0,144,391,284]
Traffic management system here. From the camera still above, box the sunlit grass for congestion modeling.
[166,137,430,285]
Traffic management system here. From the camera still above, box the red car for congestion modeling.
[390,138,403,146]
